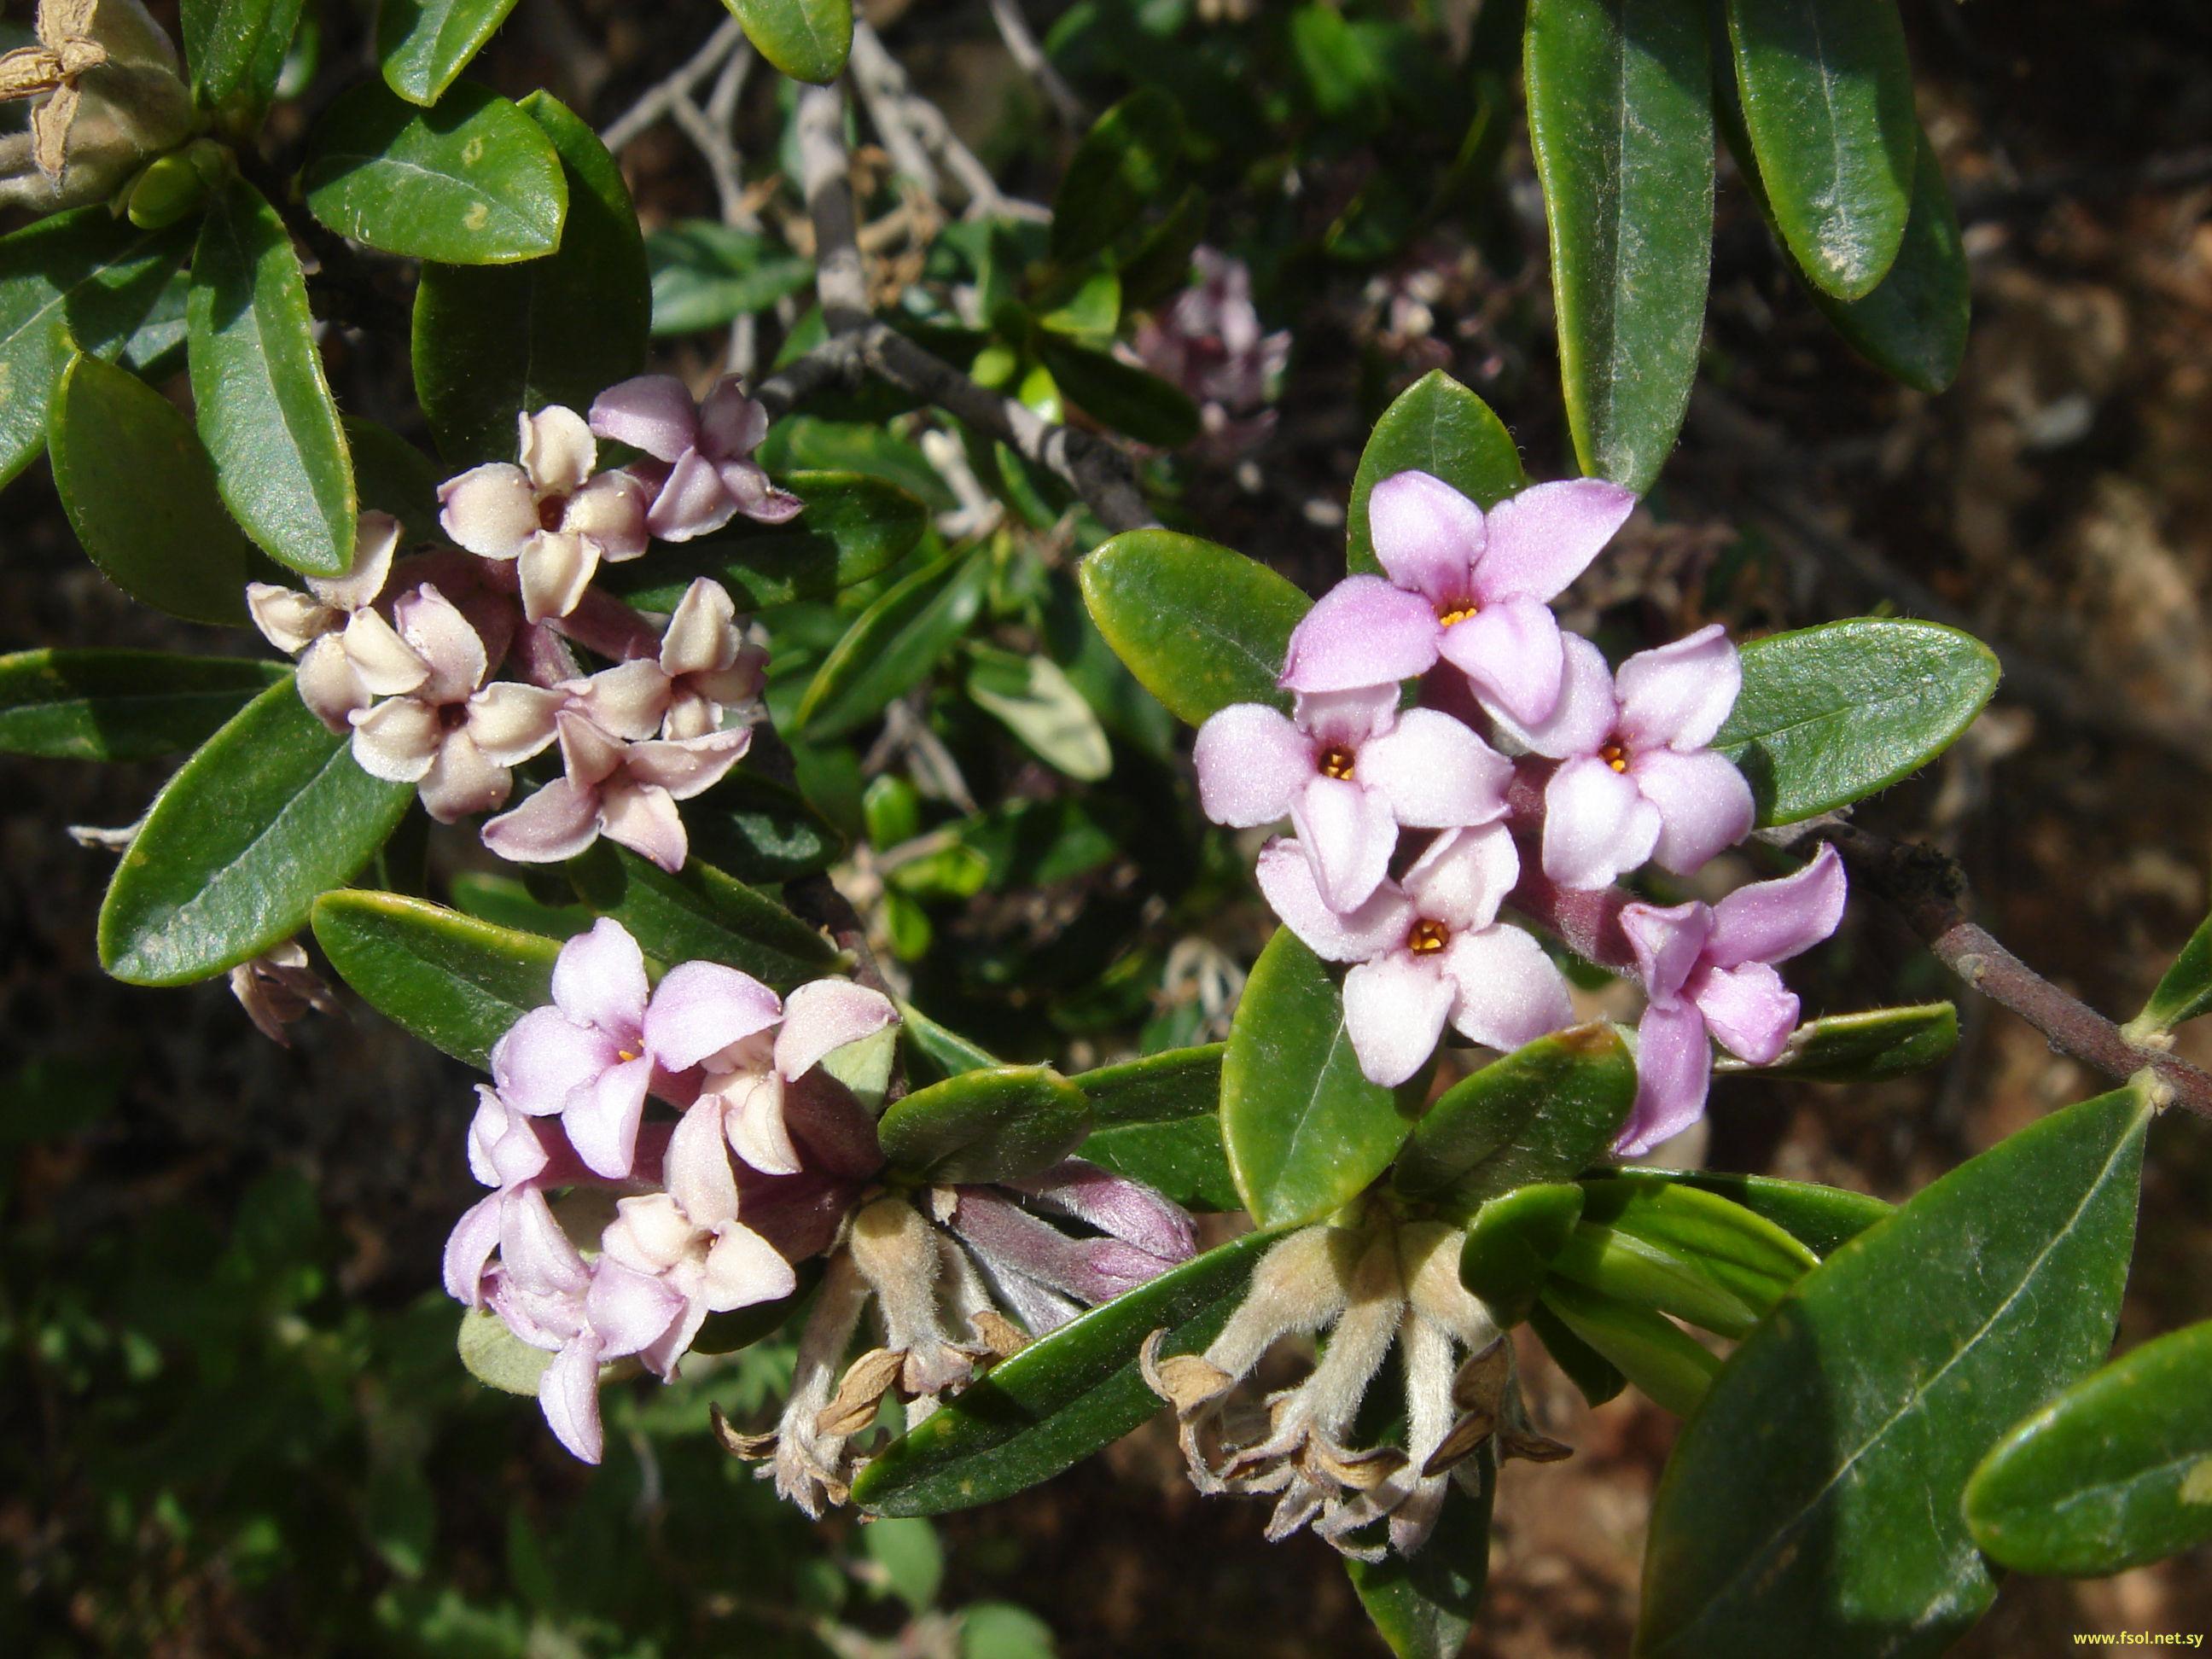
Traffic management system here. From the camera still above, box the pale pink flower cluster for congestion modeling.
[247,377,788,873]
[1133,247,1290,459]
[1196,469,1844,1151]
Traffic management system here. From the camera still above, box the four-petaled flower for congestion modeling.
[589,374,802,542]
[247,511,430,732]
[480,707,749,873]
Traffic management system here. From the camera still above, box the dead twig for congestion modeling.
[987,0,1088,128]
[599,15,748,153]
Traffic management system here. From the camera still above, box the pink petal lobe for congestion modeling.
[438,463,539,559]
[588,374,700,463]
[644,450,738,541]
[1367,469,1487,608]
[701,1223,798,1310]
[563,472,650,561]
[1630,747,1755,875]
[1615,624,1741,751]
[538,1335,606,1463]
[1342,952,1455,1086]
[598,780,690,872]
[588,1257,687,1355]
[553,917,649,1035]
[295,637,370,733]
[340,608,430,697]
[643,960,782,1071]
[1486,630,1617,759]
[623,730,750,800]
[566,1053,652,1178]
[1618,899,1711,1004]
[666,1097,740,1227]
[394,584,488,705]
[1295,684,1399,749]
[1193,702,1309,828]
[521,405,597,496]
[1708,842,1848,968]
[1358,707,1512,827]
[1254,839,1417,963]
[1279,576,1439,693]
[348,696,440,783]
[464,682,564,766]
[1541,756,1663,889]
[1617,1002,1713,1156]
[661,579,740,678]
[775,980,899,1080]
[1439,925,1573,1051]
[443,1193,504,1304]
[416,731,510,823]
[1287,773,1397,911]
[1474,478,1636,602]
[568,660,672,743]
[492,1006,623,1116]
[1401,822,1520,932]
[1438,596,1565,727]
[721,1072,801,1175]
[1689,959,1799,1064]
[718,458,803,524]
[516,532,596,624]
[249,584,331,655]
[480,777,605,864]
[697,377,769,457]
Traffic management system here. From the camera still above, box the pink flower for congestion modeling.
[438,406,650,624]
[1281,471,1636,725]
[1493,625,1755,891]
[588,374,802,542]
[346,585,563,823]
[556,578,766,746]
[1615,844,1848,1155]
[1257,823,1574,1087]
[1194,684,1512,911]
[479,707,750,874]
[246,511,429,732]
[1131,247,1289,459]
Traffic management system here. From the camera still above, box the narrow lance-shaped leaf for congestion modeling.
[182,0,306,112]
[796,550,991,740]
[1540,1276,1720,1416]
[1033,334,1200,450]
[1347,1464,1495,1659]
[563,842,835,992]
[312,891,559,1068]
[875,1066,1092,1185]
[1526,0,1712,493]
[1074,1045,1237,1213]
[2128,905,2212,1038]
[1714,1002,1957,1083]
[99,678,413,985]
[1221,928,1420,1230]
[1080,530,1312,725]
[301,80,568,265]
[722,0,853,85]
[0,649,286,760]
[1722,0,1917,300]
[1051,88,1184,267]
[189,173,357,578]
[1712,618,2000,825]
[1346,370,1528,575]
[49,353,260,626]
[966,645,1114,783]
[1637,1080,2155,1659]
[378,0,523,107]
[1593,1169,1891,1260]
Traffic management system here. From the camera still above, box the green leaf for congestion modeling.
[1540,1277,1720,1416]
[966,645,1114,782]
[1393,1022,1636,1210]
[182,0,306,112]
[1592,1169,1891,1260]
[1036,270,1121,346]
[48,353,259,626]
[446,871,594,940]
[722,0,852,84]
[98,678,412,985]
[1347,370,1527,576]
[760,416,954,509]
[302,80,567,265]
[645,220,814,335]
[311,890,559,1067]
[0,209,191,489]
[189,174,357,578]
[850,1228,1277,1516]
[1526,0,1712,492]
[1458,1182,1586,1328]
[1115,186,1208,311]
[1638,1080,2155,1658]
[564,843,835,990]
[343,416,447,542]
[686,772,846,883]
[1079,530,1311,726]
[1051,88,1184,267]
[457,1305,551,1394]
[876,1065,1093,1183]
[960,1603,1058,1659]
[1074,1045,1236,1212]
[0,649,286,760]
[1346,1467,1496,1659]
[1221,928,1419,1230]
[1549,1225,1760,1340]
[605,471,927,612]
[1723,0,1917,300]
[1714,1002,1957,1082]
[1032,335,1200,449]
[1964,1319,2212,1577]
[2130,909,2212,1037]
[898,1001,1000,1084]
[1552,1181,1816,1339]
[796,550,991,740]
[378,0,522,107]
[1528,1295,1627,1407]
[1713,618,2000,825]
[864,1516,944,1617]
[413,92,649,466]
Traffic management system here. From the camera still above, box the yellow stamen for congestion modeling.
[1318,743,1357,781]
[1437,603,1478,627]
[1598,742,1629,773]
[1406,919,1450,955]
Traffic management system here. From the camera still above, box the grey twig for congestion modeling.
[847,20,1051,223]
[987,0,1088,128]
[600,15,748,153]
[846,20,941,204]
[796,82,870,333]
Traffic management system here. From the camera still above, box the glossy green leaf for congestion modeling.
[564,843,835,990]
[722,0,852,84]
[1115,186,1208,311]
[343,416,447,542]
[796,550,990,740]
[851,1227,1275,1516]
[1037,271,1120,346]
[302,80,567,265]
[1051,88,1183,267]
[49,353,259,626]
[681,773,844,884]
[1033,334,1200,449]
[759,416,953,509]
[606,472,927,612]
[1393,1022,1636,1210]
[98,678,412,985]
[1347,370,1528,575]
[1458,1183,1586,1328]
[1595,1169,1891,1261]
[1527,0,1711,492]
[1578,1179,1819,1316]
[1638,1081,2155,1658]
[876,1065,1092,1184]
[898,1001,1000,1084]
[1074,1045,1235,1212]
[189,174,357,578]
[0,209,191,489]
[1550,1225,1759,1339]
[457,1305,550,1394]
[645,220,814,335]
[312,890,560,1068]
[445,871,594,940]
[414,92,649,465]
[0,649,285,760]
[1222,928,1419,1230]
[1346,1466,1496,1659]
[1965,1319,2212,1577]
[2130,907,2212,1036]
[182,0,306,111]
[966,645,1114,781]
[1528,1296,1627,1407]
[1723,0,1916,300]
[378,0,521,106]
[1540,1277,1720,1416]
[1715,1002,1957,1082]
[1713,618,2000,825]
[1079,530,1311,726]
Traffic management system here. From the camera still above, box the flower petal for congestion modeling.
[1287,773,1397,912]
[644,959,783,1071]
[665,1097,741,1227]
[661,578,741,678]
[246,583,330,654]
[1279,575,1439,693]
[348,696,440,783]
[1474,478,1636,602]
[1254,839,1416,962]
[311,509,401,611]
[622,729,749,800]
[722,1071,802,1175]
[1439,924,1573,1051]
[1630,746,1755,875]
[1193,702,1310,828]
[552,917,649,1036]
[1616,1001,1712,1156]
[1012,1159,1195,1262]
[1707,841,1848,968]
[438,463,540,559]
[598,779,689,872]
[492,1004,623,1116]
[442,1192,503,1304]
[701,1222,798,1311]
[516,532,597,624]
[566,1052,653,1178]
[1438,595,1566,728]
[775,979,899,1080]
[465,682,564,766]
[697,376,770,459]
[1541,755,1662,889]
[480,777,604,864]
[1368,469,1486,608]
[644,449,737,542]
[393,583,488,705]
[564,471,649,562]
[520,405,597,496]
[716,457,803,525]
[341,606,431,697]
[1690,959,1799,1065]
[1358,707,1512,827]
[588,374,699,463]
[1617,899,1711,1004]
[1342,952,1454,1086]
[294,636,370,733]
[416,730,511,823]
[537,1333,607,1463]
[1615,623,1740,751]
[1401,822,1520,932]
